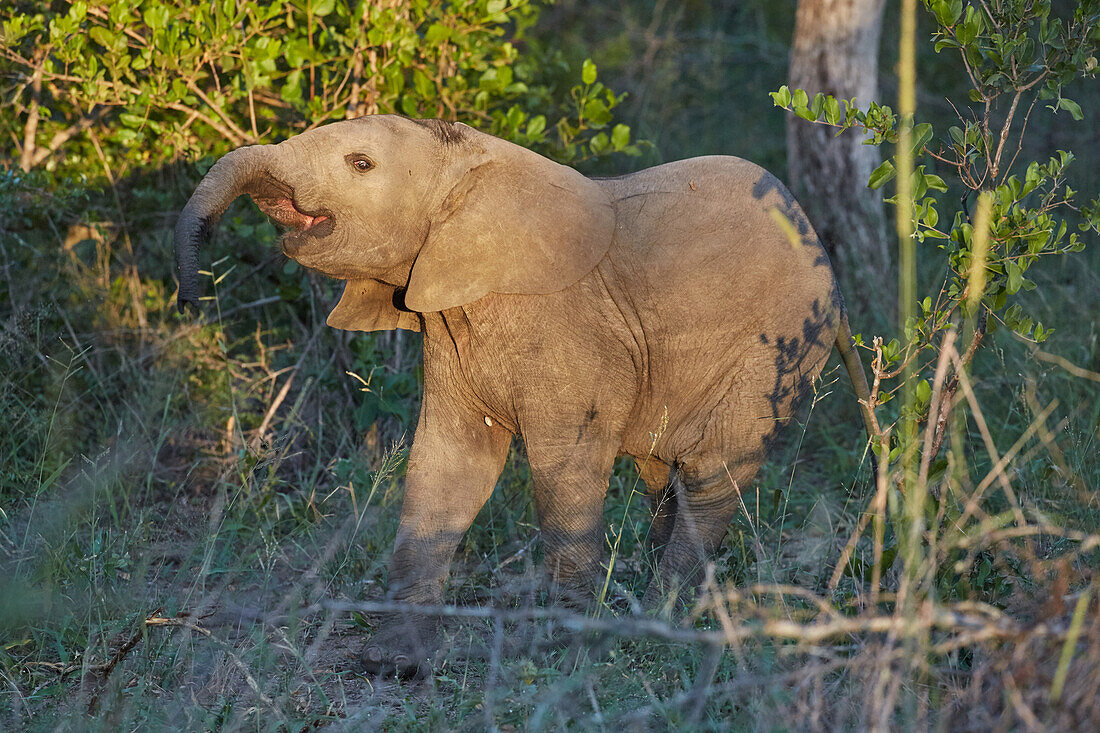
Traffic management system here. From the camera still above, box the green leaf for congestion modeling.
[916,379,932,405]
[611,123,630,150]
[424,23,451,44]
[1006,260,1023,294]
[119,112,144,128]
[582,98,612,126]
[770,85,792,108]
[792,88,808,111]
[944,0,964,26]
[824,96,841,125]
[281,68,303,102]
[923,173,948,192]
[811,92,825,119]
[911,122,934,155]
[143,4,169,30]
[581,58,597,86]
[868,160,896,189]
[312,0,336,17]
[931,0,953,29]
[413,68,435,99]
[89,26,113,49]
[525,115,546,140]
[1058,98,1083,121]
[957,6,981,45]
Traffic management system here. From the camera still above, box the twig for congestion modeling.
[1023,381,1090,498]
[1032,348,1100,383]
[186,82,253,143]
[84,611,157,713]
[917,330,958,490]
[145,614,286,722]
[828,428,891,595]
[253,325,322,440]
[165,102,244,145]
[307,597,1079,647]
[870,429,890,607]
[990,90,1023,180]
[962,397,1058,521]
[217,295,282,319]
[929,308,988,461]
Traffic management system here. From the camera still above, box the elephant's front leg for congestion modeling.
[362,396,511,678]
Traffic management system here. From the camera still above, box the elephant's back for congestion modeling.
[600,156,827,266]
[599,155,838,323]
[596,156,842,466]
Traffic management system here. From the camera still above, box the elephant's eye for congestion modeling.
[346,154,374,173]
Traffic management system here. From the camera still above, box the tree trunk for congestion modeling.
[788,0,890,314]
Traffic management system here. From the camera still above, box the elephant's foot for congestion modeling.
[641,570,699,618]
[361,614,440,679]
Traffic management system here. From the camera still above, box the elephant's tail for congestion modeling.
[835,309,881,451]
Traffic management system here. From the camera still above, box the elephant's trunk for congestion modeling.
[174,145,273,312]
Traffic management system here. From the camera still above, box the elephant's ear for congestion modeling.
[327,279,420,333]
[403,125,616,313]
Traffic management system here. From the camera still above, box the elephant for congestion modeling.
[175,114,878,677]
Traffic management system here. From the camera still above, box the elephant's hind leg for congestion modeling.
[641,458,757,612]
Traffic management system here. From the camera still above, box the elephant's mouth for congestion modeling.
[253,196,331,232]
[247,178,334,246]
[252,194,333,237]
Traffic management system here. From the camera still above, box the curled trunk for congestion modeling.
[174,145,272,311]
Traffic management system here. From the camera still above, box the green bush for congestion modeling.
[1,0,637,177]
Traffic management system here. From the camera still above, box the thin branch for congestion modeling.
[929,309,987,460]
[917,330,958,490]
[145,614,286,722]
[186,82,252,143]
[990,89,1023,180]
[305,597,1084,648]
[1032,348,1100,383]
[165,102,244,145]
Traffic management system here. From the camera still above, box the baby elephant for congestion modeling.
[175,114,876,677]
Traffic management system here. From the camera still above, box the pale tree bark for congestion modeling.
[788,0,890,314]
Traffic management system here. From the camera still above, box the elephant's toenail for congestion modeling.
[366,648,381,662]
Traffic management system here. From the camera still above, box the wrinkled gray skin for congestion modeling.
[175,115,877,678]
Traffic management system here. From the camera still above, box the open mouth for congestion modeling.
[246,175,334,241]
[252,195,332,233]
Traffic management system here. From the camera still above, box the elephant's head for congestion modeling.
[174,115,616,331]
